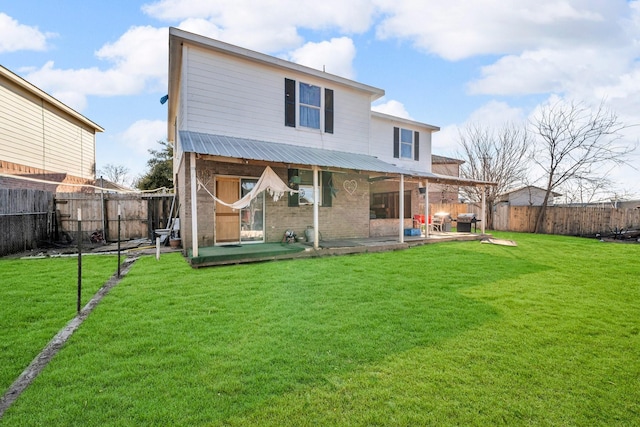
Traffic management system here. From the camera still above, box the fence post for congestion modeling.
[77,208,82,314]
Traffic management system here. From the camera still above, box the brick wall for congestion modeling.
[182,160,373,246]
[0,160,94,192]
[265,171,371,242]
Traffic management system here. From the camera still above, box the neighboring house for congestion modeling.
[97,178,135,194]
[0,65,103,192]
[498,186,562,206]
[166,28,489,255]
[431,154,464,204]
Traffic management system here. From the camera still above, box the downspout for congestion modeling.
[399,174,404,243]
[313,165,319,250]
[190,152,199,257]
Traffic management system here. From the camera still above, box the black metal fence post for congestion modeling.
[117,205,121,278]
[77,208,82,314]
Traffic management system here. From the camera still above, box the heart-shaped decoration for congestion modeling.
[343,179,357,195]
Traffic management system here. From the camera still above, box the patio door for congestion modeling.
[215,177,265,245]
[215,177,240,244]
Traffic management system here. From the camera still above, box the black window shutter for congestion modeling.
[324,89,334,134]
[288,169,299,207]
[321,171,333,207]
[285,78,296,127]
[393,127,400,158]
[414,131,420,161]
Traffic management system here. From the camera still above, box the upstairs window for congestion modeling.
[284,78,334,133]
[393,127,420,161]
[299,83,321,129]
[400,128,413,158]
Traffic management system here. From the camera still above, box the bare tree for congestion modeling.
[98,164,130,186]
[559,176,614,206]
[530,99,634,233]
[457,123,531,229]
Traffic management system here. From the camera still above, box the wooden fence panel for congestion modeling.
[0,189,53,256]
[55,193,174,242]
[490,205,640,236]
[492,204,509,231]
[429,203,481,218]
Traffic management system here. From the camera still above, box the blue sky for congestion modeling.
[1,0,639,199]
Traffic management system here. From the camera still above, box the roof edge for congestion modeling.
[169,27,385,98]
[371,110,440,132]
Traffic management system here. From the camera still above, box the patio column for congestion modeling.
[313,165,319,250]
[481,185,486,234]
[399,174,404,243]
[190,152,199,257]
[424,180,430,238]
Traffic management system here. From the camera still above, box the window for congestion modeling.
[400,128,412,158]
[370,191,411,219]
[300,83,321,129]
[393,127,420,161]
[284,78,334,133]
[288,169,333,207]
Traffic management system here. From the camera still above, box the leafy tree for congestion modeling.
[136,141,174,191]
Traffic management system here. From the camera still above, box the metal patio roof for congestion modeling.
[179,131,494,186]
[179,131,412,174]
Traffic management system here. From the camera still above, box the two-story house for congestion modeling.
[0,65,103,192]
[167,28,487,256]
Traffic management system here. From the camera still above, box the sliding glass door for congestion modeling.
[240,179,264,243]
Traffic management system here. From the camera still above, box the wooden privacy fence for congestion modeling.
[0,189,175,257]
[428,203,482,219]
[428,202,639,236]
[492,205,640,236]
[0,189,54,256]
[55,193,175,243]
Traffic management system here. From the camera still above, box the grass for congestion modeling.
[1,233,639,425]
[0,255,118,393]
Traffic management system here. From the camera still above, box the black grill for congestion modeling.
[456,213,479,232]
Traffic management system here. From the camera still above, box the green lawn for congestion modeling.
[1,233,638,425]
[0,255,118,394]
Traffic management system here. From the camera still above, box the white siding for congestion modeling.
[369,115,432,174]
[0,77,96,179]
[181,45,372,154]
[508,188,551,206]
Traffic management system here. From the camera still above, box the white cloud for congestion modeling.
[467,101,526,125]
[287,38,357,79]
[143,0,376,53]
[371,100,413,119]
[432,101,526,156]
[118,119,167,157]
[22,26,168,111]
[374,0,629,61]
[95,26,168,87]
[0,13,55,53]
